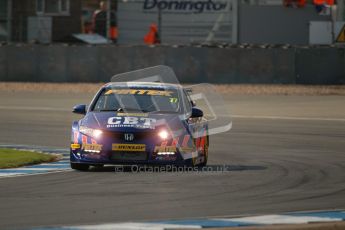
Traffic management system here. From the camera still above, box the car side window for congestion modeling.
[183,90,192,113]
[94,95,105,111]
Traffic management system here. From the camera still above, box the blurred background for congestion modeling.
[0,0,344,84]
[0,3,345,228]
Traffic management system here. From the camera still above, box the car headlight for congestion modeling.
[79,126,102,139]
[158,130,169,140]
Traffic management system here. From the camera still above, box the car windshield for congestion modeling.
[92,87,182,113]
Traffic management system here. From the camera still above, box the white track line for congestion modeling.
[0,173,23,177]
[38,163,68,166]
[0,170,72,178]
[218,214,343,225]
[67,222,201,230]
[65,214,345,230]
[0,106,69,112]
[0,167,65,171]
[232,115,345,122]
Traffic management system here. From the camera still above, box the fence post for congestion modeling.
[158,7,162,42]
[106,0,111,40]
[7,0,12,42]
[232,0,238,44]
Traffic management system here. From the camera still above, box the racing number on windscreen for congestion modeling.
[92,88,181,113]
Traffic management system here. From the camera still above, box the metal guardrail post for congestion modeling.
[158,7,162,42]
[7,0,12,42]
[106,0,111,40]
[339,0,345,21]
[232,0,238,44]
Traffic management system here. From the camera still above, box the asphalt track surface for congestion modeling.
[0,91,344,229]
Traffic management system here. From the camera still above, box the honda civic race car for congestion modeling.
[70,82,209,171]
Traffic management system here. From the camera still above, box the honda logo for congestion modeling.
[124,133,134,141]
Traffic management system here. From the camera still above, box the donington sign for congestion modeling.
[143,0,229,13]
[117,0,234,44]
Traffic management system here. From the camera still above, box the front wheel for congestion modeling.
[185,135,209,167]
[70,162,89,171]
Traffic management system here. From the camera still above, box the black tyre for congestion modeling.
[93,164,104,169]
[185,135,209,167]
[70,162,89,171]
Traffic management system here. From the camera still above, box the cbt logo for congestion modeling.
[107,116,157,129]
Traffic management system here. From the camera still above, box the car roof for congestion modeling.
[103,82,184,90]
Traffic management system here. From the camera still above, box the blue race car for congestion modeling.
[70,82,209,171]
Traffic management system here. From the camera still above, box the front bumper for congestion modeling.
[70,147,185,165]
[70,127,198,165]
[70,144,188,165]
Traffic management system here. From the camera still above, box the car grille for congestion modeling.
[103,131,154,142]
[110,151,148,161]
[103,131,154,162]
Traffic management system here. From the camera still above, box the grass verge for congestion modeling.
[0,148,58,169]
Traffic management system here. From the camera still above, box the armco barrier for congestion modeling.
[295,48,345,84]
[0,45,344,84]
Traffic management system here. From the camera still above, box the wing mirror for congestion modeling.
[72,104,87,115]
[191,107,203,118]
